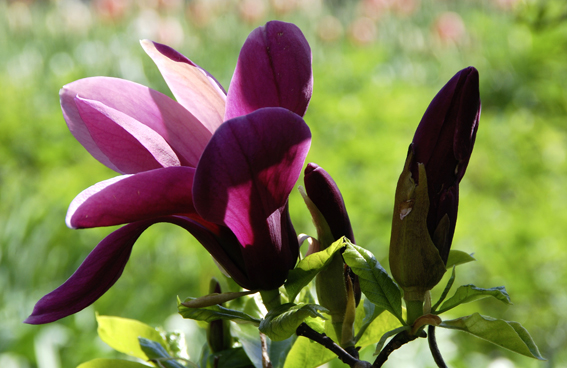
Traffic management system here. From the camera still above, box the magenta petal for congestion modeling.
[193,107,310,289]
[24,221,153,324]
[75,96,181,174]
[141,40,226,133]
[61,77,212,169]
[225,21,313,121]
[67,167,197,229]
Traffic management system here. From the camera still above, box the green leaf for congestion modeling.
[178,297,261,326]
[282,318,336,368]
[230,323,295,368]
[138,337,190,368]
[342,243,404,324]
[207,347,255,368]
[354,298,384,343]
[96,314,168,360]
[436,285,512,314]
[259,303,328,341]
[431,266,456,312]
[445,250,476,269]
[77,359,150,368]
[374,326,410,356]
[162,331,188,361]
[440,313,545,360]
[284,238,347,302]
[181,290,257,308]
[356,310,404,348]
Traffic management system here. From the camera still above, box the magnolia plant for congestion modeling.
[26,21,544,368]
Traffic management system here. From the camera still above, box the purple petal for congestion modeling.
[75,96,181,174]
[193,107,311,289]
[66,167,197,229]
[141,40,226,133]
[61,77,212,169]
[225,21,313,121]
[25,221,153,324]
[304,163,355,243]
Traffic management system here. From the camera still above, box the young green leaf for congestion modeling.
[205,347,255,368]
[77,359,150,368]
[431,266,456,312]
[445,250,476,269]
[356,309,403,348]
[181,290,258,308]
[138,337,191,368]
[342,243,404,324]
[178,297,261,326]
[373,326,410,356]
[284,238,347,302]
[96,314,168,361]
[436,285,512,314]
[282,319,336,368]
[231,323,295,368]
[440,313,545,360]
[259,303,328,341]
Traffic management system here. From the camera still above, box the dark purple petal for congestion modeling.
[193,107,311,289]
[225,21,313,121]
[75,96,181,174]
[304,163,355,243]
[25,221,154,324]
[66,167,197,229]
[141,40,226,133]
[61,77,212,170]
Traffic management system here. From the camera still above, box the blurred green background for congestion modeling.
[1,0,567,367]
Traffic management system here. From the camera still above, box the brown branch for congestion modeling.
[372,330,425,367]
[428,326,448,368]
[295,323,366,367]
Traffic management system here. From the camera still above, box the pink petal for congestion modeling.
[61,77,212,169]
[75,96,181,174]
[225,21,313,121]
[193,107,310,289]
[24,221,153,324]
[141,40,226,134]
[66,167,197,229]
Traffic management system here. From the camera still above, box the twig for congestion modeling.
[428,326,448,368]
[296,323,364,367]
[372,330,425,367]
[260,332,273,368]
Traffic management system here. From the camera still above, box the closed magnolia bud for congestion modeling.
[302,163,359,347]
[389,67,480,302]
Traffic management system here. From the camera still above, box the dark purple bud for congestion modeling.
[411,67,480,263]
[304,163,355,244]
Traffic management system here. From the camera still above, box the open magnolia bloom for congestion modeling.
[26,21,313,324]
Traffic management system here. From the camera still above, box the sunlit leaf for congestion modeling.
[373,326,410,356]
[431,266,456,312]
[138,337,189,368]
[178,297,261,325]
[206,347,254,368]
[440,313,545,360]
[181,290,257,308]
[436,285,512,314]
[356,310,404,348]
[284,238,347,302]
[96,314,167,360]
[259,303,328,341]
[342,243,404,324]
[445,250,476,269]
[77,358,150,368]
[231,323,295,368]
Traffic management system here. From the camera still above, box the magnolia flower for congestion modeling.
[25,21,313,324]
[389,67,480,302]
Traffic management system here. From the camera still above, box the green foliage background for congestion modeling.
[1,0,566,367]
